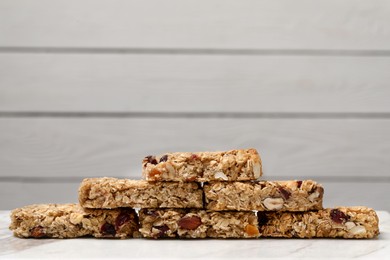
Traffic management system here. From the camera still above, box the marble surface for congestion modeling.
[1,210,389,259]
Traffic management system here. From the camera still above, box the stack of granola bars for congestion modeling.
[10,148,379,239]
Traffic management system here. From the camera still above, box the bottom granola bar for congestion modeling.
[139,209,259,238]
[10,204,139,238]
[258,206,379,239]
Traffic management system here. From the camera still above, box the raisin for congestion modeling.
[145,155,158,165]
[330,209,348,224]
[278,187,291,200]
[115,212,131,230]
[178,216,202,230]
[297,180,302,188]
[257,212,269,226]
[31,226,45,238]
[101,223,116,236]
[159,155,168,163]
[155,225,169,238]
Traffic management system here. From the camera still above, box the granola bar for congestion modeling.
[142,148,262,182]
[204,180,323,211]
[258,207,379,239]
[9,204,139,238]
[79,178,203,209]
[139,209,260,238]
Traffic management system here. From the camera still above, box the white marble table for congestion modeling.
[1,211,389,259]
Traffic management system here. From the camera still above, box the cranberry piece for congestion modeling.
[159,155,168,163]
[155,225,169,238]
[278,187,291,200]
[101,223,116,236]
[297,181,302,188]
[190,154,199,160]
[115,212,131,230]
[31,226,45,238]
[330,209,348,224]
[145,155,158,165]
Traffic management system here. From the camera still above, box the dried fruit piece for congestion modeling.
[101,223,116,236]
[145,155,158,165]
[278,187,291,200]
[149,168,161,178]
[245,224,260,236]
[115,212,131,230]
[263,197,284,210]
[155,225,169,238]
[190,154,199,160]
[330,209,348,224]
[30,226,45,238]
[185,176,197,182]
[178,216,202,230]
[296,181,302,188]
[159,155,168,163]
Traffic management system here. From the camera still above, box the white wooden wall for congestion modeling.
[1,0,389,210]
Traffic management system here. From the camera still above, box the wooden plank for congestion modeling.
[1,181,388,211]
[0,0,390,49]
[0,118,389,178]
[1,54,390,113]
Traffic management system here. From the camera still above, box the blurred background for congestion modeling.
[0,0,389,211]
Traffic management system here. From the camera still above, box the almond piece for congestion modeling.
[263,197,284,210]
[178,216,202,230]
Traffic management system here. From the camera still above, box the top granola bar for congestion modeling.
[142,148,262,182]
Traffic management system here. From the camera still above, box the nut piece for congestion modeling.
[253,162,261,179]
[178,216,202,230]
[345,221,356,230]
[263,197,284,210]
[349,225,367,235]
[69,213,84,225]
[214,171,228,181]
[308,190,320,202]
